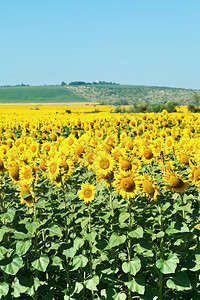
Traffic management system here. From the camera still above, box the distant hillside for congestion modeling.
[0,85,88,103]
[65,84,200,105]
[0,84,199,105]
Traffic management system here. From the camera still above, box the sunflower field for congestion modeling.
[0,105,200,299]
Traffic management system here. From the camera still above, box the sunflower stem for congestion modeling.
[88,203,94,300]
[32,183,39,300]
[158,200,164,300]
[60,175,70,292]
[127,198,133,300]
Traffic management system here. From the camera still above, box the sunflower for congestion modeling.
[0,157,5,173]
[60,157,74,178]
[114,171,139,200]
[189,165,200,188]
[19,165,34,184]
[9,165,20,182]
[140,173,160,201]
[141,147,154,164]
[19,184,35,207]
[93,151,116,177]
[46,156,61,181]
[78,182,96,204]
[163,171,189,193]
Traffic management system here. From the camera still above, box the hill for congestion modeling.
[0,84,199,105]
[0,85,88,103]
[65,84,200,105]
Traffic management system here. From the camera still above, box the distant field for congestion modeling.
[0,85,88,103]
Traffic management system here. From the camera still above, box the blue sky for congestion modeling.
[0,0,199,89]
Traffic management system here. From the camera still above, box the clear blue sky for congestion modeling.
[0,0,199,89]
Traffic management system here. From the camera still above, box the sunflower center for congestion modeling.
[167,140,172,147]
[87,154,94,165]
[121,160,132,171]
[168,176,184,188]
[44,145,50,151]
[143,149,153,159]
[99,158,110,169]
[24,171,31,179]
[10,166,20,181]
[83,188,93,198]
[121,177,135,192]
[77,146,85,158]
[61,161,69,172]
[50,162,57,174]
[180,154,189,165]
[143,179,155,196]
[68,138,74,146]
[0,159,4,171]
[31,145,37,153]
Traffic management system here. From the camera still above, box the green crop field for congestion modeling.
[0,85,88,103]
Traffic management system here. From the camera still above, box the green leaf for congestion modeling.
[23,192,32,199]
[122,257,141,275]
[74,237,84,250]
[32,254,50,272]
[125,275,145,295]
[25,220,40,235]
[0,226,9,242]
[73,282,84,294]
[48,224,62,237]
[114,292,127,300]
[63,247,76,258]
[84,275,99,291]
[166,272,191,291]
[85,231,97,243]
[16,240,31,256]
[166,222,189,235]
[0,208,15,223]
[0,255,24,275]
[0,246,8,260]
[119,212,129,224]
[11,277,27,298]
[72,255,88,270]
[156,254,179,274]
[51,256,63,270]
[107,233,126,249]
[0,282,9,297]
[34,199,46,208]
[128,226,144,238]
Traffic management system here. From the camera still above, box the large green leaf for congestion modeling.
[0,246,8,260]
[166,272,191,291]
[72,255,88,270]
[48,224,62,237]
[128,226,144,238]
[0,226,9,242]
[0,208,15,223]
[74,236,84,250]
[0,282,9,298]
[114,292,127,300]
[0,255,24,275]
[122,257,141,275]
[63,247,76,258]
[107,233,126,249]
[25,221,40,235]
[16,240,32,256]
[156,254,179,274]
[11,277,27,298]
[125,275,145,295]
[84,275,99,291]
[32,254,50,272]
[119,212,129,224]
